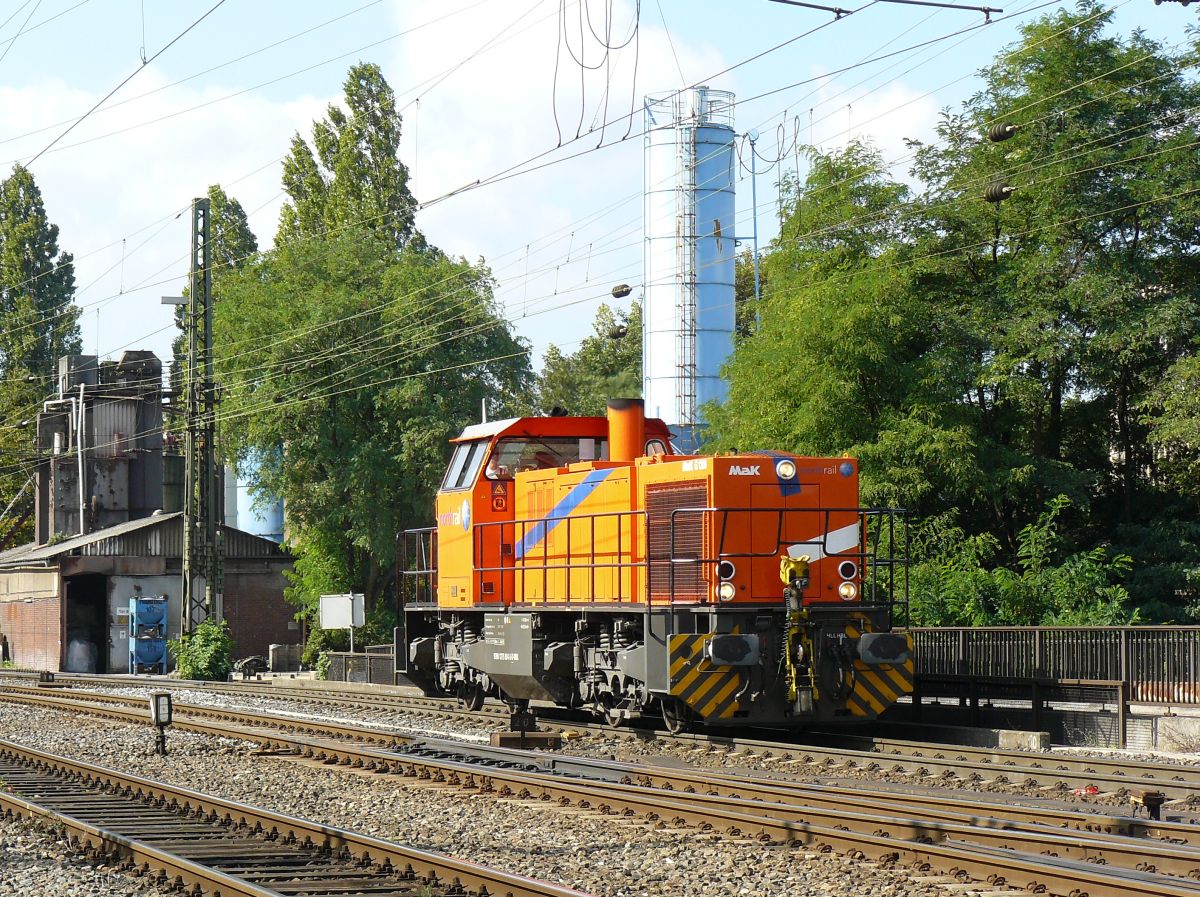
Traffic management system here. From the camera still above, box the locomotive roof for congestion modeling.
[452,415,672,443]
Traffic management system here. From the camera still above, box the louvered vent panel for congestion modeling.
[647,482,708,601]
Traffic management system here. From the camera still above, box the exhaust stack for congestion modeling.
[607,398,645,463]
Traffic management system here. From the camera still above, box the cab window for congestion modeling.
[485,437,608,480]
[442,440,487,491]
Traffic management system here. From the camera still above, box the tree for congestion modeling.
[707,142,979,513]
[734,248,764,339]
[278,63,417,249]
[907,2,1200,543]
[215,229,532,618]
[0,165,78,546]
[711,6,1200,622]
[538,302,641,416]
[1148,355,1200,498]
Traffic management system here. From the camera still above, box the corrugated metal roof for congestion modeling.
[0,512,290,567]
[0,541,36,565]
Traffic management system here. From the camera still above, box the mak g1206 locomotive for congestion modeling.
[398,399,912,731]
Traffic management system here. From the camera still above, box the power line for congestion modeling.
[25,0,230,168]
[3,174,1195,478]
[0,0,1161,386]
[0,0,43,66]
[0,0,389,148]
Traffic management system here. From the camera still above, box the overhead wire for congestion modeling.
[0,0,564,344]
[7,0,545,168]
[0,0,89,46]
[4,77,1195,458]
[25,0,231,168]
[0,0,1149,398]
[0,0,1171,419]
[3,174,1197,477]
[44,107,1200,434]
[0,0,392,147]
[0,0,42,65]
[0,0,1148,369]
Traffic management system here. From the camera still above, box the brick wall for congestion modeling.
[1,597,62,670]
[223,567,299,658]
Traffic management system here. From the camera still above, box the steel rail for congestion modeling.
[805,728,1200,784]
[3,687,1199,897]
[10,671,1200,799]
[8,678,1199,806]
[0,738,592,897]
[5,683,1197,844]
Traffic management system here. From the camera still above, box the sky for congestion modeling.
[0,0,1193,375]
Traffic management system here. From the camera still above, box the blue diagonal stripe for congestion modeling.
[514,468,616,560]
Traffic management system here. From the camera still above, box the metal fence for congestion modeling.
[908,626,1200,705]
[326,644,395,686]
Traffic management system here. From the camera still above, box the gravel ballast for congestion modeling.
[0,701,982,897]
[0,815,177,897]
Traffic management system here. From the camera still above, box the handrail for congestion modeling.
[908,626,1200,706]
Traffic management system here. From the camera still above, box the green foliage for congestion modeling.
[0,165,79,546]
[1147,355,1200,499]
[712,8,1200,622]
[217,230,531,614]
[215,65,531,616]
[537,302,641,415]
[734,248,764,339]
[168,618,235,681]
[910,497,1135,626]
[278,62,416,249]
[315,650,331,680]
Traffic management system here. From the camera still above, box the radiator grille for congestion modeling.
[647,482,708,601]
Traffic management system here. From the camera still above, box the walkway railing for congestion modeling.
[908,626,1200,705]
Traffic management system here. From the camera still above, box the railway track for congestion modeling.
[0,737,589,897]
[3,683,1200,897]
[8,671,1199,801]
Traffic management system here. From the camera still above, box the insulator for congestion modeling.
[984,182,1014,203]
[607,324,628,340]
[988,122,1019,142]
[610,283,632,299]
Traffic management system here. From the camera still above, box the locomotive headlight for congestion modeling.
[717,560,736,581]
[716,581,737,602]
[775,459,797,480]
[838,581,858,601]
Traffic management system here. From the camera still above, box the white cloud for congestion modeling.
[389,0,730,358]
[1,69,333,365]
[4,0,940,374]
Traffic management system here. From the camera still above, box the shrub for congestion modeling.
[169,618,234,680]
[315,650,332,681]
[909,496,1136,627]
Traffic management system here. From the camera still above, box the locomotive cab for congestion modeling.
[399,400,912,730]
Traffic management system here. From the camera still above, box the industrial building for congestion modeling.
[0,351,298,672]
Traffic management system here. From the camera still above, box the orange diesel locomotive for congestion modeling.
[398,399,912,731]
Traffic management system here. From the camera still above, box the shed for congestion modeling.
[0,512,298,672]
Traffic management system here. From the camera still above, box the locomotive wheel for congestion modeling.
[660,697,691,734]
[461,682,485,712]
[599,696,625,729]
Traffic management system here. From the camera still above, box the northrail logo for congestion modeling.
[729,465,761,476]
